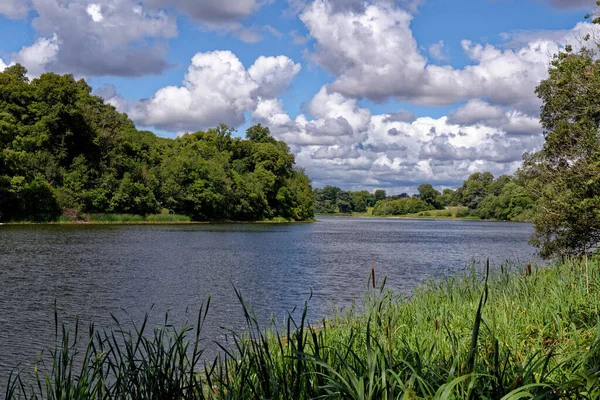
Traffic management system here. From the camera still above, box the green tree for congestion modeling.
[521,36,600,258]
[0,66,314,222]
[372,197,433,216]
[351,190,370,213]
[417,183,442,209]
[374,189,387,202]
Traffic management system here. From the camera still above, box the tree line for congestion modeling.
[0,65,314,222]
[314,172,534,220]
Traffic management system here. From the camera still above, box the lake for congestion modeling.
[0,217,538,388]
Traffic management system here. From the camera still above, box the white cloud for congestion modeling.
[95,83,129,112]
[0,0,30,19]
[448,99,541,136]
[253,86,543,191]
[300,0,597,114]
[131,51,301,132]
[249,56,302,98]
[3,0,274,76]
[13,34,60,78]
[86,4,104,22]
[0,59,8,72]
[428,40,449,62]
[8,0,177,77]
[300,1,427,102]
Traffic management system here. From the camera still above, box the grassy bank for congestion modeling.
[0,214,313,225]
[318,206,482,220]
[6,260,600,399]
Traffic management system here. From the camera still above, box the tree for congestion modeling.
[336,191,352,214]
[521,31,600,258]
[456,172,494,210]
[351,190,370,213]
[417,184,442,209]
[374,189,387,202]
[0,65,315,222]
[372,197,433,216]
[246,123,276,144]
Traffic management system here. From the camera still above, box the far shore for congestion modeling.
[315,211,530,222]
[0,215,316,226]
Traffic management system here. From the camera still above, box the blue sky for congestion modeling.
[0,0,595,192]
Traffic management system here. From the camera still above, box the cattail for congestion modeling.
[371,261,375,289]
[435,318,439,331]
[525,264,532,276]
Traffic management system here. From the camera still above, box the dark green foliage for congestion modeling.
[314,186,377,214]
[417,183,443,209]
[374,189,386,202]
[0,66,314,222]
[372,196,433,216]
[313,173,534,221]
[520,39,600,258]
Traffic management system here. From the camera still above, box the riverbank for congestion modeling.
[6,259,599,399]
[0,213,315,225]
[317,206,484,221]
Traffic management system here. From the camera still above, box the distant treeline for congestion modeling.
[314,171,534,221]
[0,65,314,222]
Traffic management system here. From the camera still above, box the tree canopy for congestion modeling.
[521,38,600,258]
[0,66,314,222]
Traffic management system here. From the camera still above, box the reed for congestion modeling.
[6,259,600,399]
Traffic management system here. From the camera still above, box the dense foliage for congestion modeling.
[316,172,534,220]
[372,196,433,216]
[0,65,314,222]
[313,186,382,213]
[520,42,600,258]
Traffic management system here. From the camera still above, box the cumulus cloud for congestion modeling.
[384,110,416,123]
[0,59,8,72]
[252,85,544,191]
[249,56,302,98]
[13,34,60,78]
[9,0,177,77]
[0,0,31,19]
[300,0,597,114]
[94,83,129,112]
[448,100,541,136]
[130,51,301,132]
[141,0,260,23]
[428,40,449,62]
[300,1,427,102]
[3,0,275,76]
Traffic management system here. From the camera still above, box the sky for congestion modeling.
[0,0,596,193]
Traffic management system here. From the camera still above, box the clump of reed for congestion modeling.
[6,259,600,399]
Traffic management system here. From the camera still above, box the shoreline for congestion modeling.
[0,219,316,226]
[315,213,531,222]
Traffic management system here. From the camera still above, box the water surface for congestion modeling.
[0,217,537,386]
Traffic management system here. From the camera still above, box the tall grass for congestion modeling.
[6,259,600,399]
[88,214,191,223]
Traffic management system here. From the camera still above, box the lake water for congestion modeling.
[0,217,538,388]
